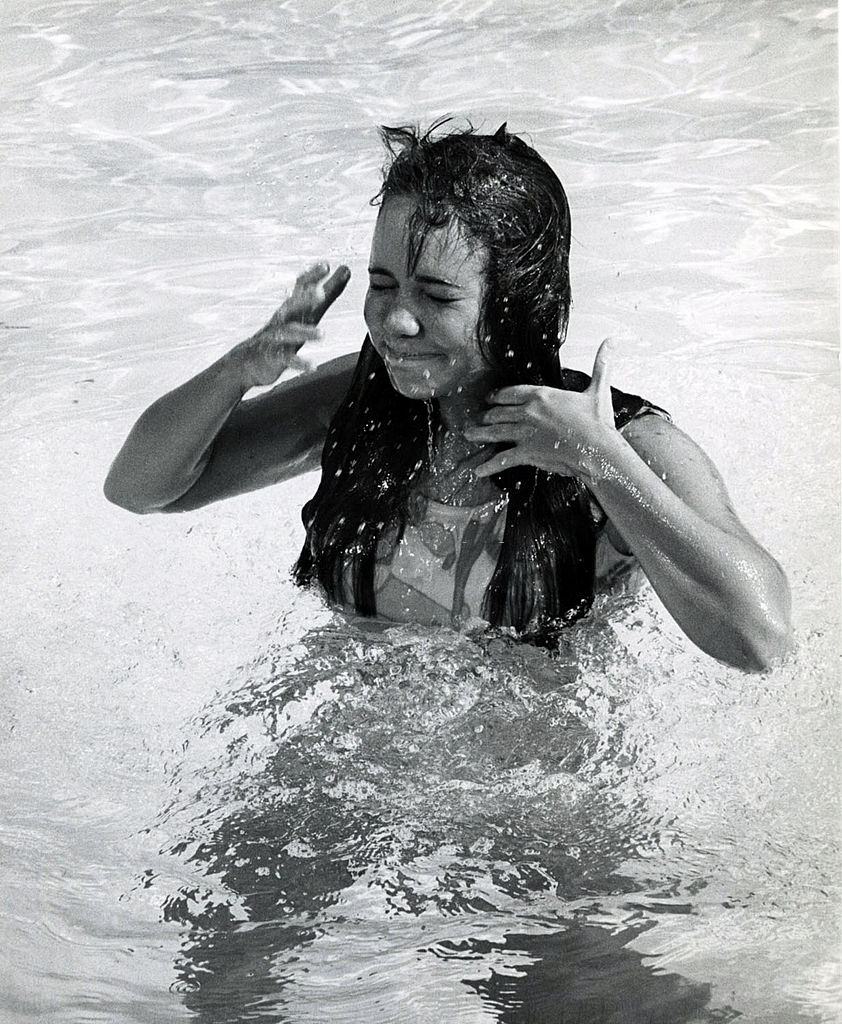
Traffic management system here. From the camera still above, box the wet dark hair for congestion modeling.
[293,121,603,641]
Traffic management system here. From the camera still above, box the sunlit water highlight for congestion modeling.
[1,1,838,1022]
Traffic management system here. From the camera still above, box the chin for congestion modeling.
[386,373,441,401]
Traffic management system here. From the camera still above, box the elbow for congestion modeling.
[103,471,161,515]
[103,482,153,514]
[733,618,793,673]
[725,571,794,674]
[103,471,200,515]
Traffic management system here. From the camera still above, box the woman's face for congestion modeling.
[364,197,493,402]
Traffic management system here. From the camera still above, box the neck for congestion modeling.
[436,385,489,431]
[424,387,499,506]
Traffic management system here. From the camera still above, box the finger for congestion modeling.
[480,405,526,425]
[486,385,538,406]
[589,337,614,395]
[463,423,526,443]
[287,263,351,325]
[311,264,351,321]
[473,448,525,478]
[295,261,331,287]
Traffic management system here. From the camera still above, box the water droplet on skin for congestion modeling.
[423,369,430,379]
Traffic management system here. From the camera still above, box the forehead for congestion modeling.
[372,196,486,280]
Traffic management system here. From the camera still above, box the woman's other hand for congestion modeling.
[233,262,351,389]
[467,338,619,480]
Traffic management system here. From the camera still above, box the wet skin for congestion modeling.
[364,196,495,422]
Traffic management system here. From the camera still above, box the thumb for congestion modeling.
[589,337,615,418]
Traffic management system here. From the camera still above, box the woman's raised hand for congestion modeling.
[233,262,350,389]
[466,338,620,481]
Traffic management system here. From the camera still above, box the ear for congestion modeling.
[493,122,508,139]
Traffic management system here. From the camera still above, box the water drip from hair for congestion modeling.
[425,400,435,469]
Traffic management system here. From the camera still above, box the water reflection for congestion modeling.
[464,925,728,1023]
[152,618,725,1020]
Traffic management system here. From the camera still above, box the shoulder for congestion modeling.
[559,367,670,430]
[617,414,751,533]
[620,414,717,478]
[598,412,752,553]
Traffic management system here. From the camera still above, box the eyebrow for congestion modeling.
[368,265,461,289]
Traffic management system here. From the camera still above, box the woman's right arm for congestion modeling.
[104,263,353,514]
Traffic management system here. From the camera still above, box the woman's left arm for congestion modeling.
[585,414,792,671]
[467,341,792,671]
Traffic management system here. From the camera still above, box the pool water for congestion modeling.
[1,1,838,1021]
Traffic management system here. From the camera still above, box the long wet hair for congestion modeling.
[293,121,613,640]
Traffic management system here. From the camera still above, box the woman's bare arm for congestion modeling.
[590,415,792,671]
[104,263,352,514]
[468,340,792,671]
[160,351,356,511]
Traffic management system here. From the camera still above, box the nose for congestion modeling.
[385,302,420,337]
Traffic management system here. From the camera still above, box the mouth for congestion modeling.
[384,344,442,363]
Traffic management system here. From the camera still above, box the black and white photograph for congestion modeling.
[1,1,838,1021]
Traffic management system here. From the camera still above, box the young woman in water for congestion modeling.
[105,122,791,669]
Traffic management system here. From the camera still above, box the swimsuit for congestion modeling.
[372,488,640,629]
[371,370,669,629]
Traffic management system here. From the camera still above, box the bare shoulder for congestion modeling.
[618,412,747,531]
[163,351,358,511]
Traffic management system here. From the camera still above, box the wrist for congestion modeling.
[218,344,258,396]
[577,425,629,490]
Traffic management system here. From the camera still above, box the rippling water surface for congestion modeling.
[1,1,838,1022]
